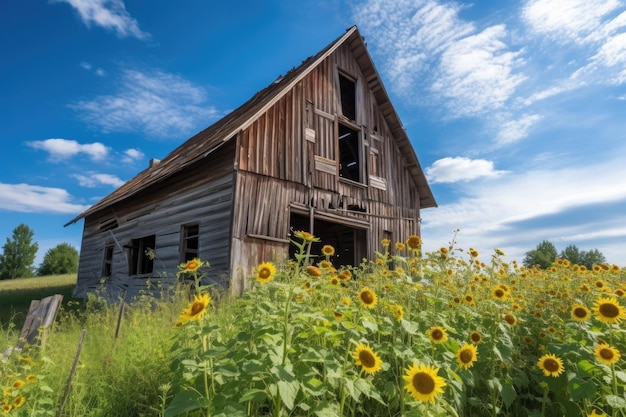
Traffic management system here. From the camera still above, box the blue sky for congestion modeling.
[1,0,626,268]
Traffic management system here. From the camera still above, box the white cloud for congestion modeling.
[70,69,220,138]
[122,148,144,163]
[53,0,149,40]
[495,114,542,146]
[432,25,526,118]
[73,173,125,188]
[426,157,508,183]
[421,155,626,263]
[80,61,106,76]
[27,138,109,161]
[522,0,622,44]
[0,183,88,214]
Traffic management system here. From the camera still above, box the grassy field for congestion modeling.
[0,274,80,329]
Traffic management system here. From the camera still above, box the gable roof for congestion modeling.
[65,26,436,226]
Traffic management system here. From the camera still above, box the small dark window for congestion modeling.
[128,235,155,276]
[339,73,356,121]
[338,123,361,182]
[102,244,114,277]
[180,224,199,263]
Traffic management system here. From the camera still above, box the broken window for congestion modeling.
[127,235,155,276]
[339,73,356,121]
[338,123,361,182]
[102,243,114,277]
[180,223,199,263]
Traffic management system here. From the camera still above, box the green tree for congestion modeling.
[580,248,607,270]
[523,240,557,269]
[559,244,583,266]
[0,224,38,279]
[38,243,79,276]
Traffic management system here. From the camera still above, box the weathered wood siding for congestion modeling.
[75,142,236,299]
[232,43,422,285]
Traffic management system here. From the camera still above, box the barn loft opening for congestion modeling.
[339,72,356,121]
[338,123,361,182]
[289,213,366,267]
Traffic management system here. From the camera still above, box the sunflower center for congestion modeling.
[543,358,559,372]
[361,291,375,304]
[471,333,481,343]
[190,301,205,316]
[459,349,474,364]
[413,372,435,394]
[574,308,587,318]
[599,303,619,318]
[495,289,504,298]
[258,268,271,279]
[431,329,443,340]
[465,295,473,302]
[359,351,376,368]
[599,348,614,360]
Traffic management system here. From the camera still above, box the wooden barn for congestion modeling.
[65,26,437,299]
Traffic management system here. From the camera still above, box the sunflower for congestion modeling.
[256,262,277,284]
[403,362,446,403]
[178,293,211,323]
[492,287,508,301]
[571,304,591,322]
[341,297,351,307]
[294,230,317,242]
[406,235,422,249]
[593,296,626,324]
[352,343,383,374]
[322,245,335,257]
[12,379,24,389]
[178,258,204,273]
[427,326,448,344]
[329,276,341,286]
[469,248,479,257]
[504,314,517,326]
[339,269,352,281]
[469,331,482,344]
[395,242,406,251]
[594,344,621,365]
[537,353,565,377]
[13,396,25,408]
[2,404,12,413]
[456,343,478,369]
[388,304,404,322]
[381,238,391,247]
[588,409,607,417]
[26,375,36,383]
[358,288,378,309]
[306,265,322,277]
[333,311,343,321]
[319,260,332,269]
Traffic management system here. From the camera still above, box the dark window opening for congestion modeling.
[128,235,155,276]
[180,224,199,263]
[339,124,361,182]
[102,244,114,277]
[289,213,366,267]
[339,73,356,121]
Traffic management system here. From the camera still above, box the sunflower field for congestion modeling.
[1,232,626,417]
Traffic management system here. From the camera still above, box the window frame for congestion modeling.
[127,235,155,276]
[180,223,200,263]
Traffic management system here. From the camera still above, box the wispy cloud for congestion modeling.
[495,114,542,146]
[0,183,88,214]
[53,0,149,40]
[27,138,109,161]
[426,157,508,183]
[70,69,221,138]
[73,172,125,188]
[80,61,106,76]
[121,148,144,164]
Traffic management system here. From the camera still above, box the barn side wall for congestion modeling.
[75,142,236,299]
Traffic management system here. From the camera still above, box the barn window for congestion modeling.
[180,224,199,263]
[339,73,356,121]
[102,244,114,277]
[127,235,155,276]
[338,123,361,182]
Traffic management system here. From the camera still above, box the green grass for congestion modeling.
[0,274,81,329]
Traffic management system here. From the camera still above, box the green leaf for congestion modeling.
[277,380,299,410]
[164,390,207,417]
[606,395,626,409]
[569,379,596,402]
[500,384,516,408]
[239,389,270,403]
